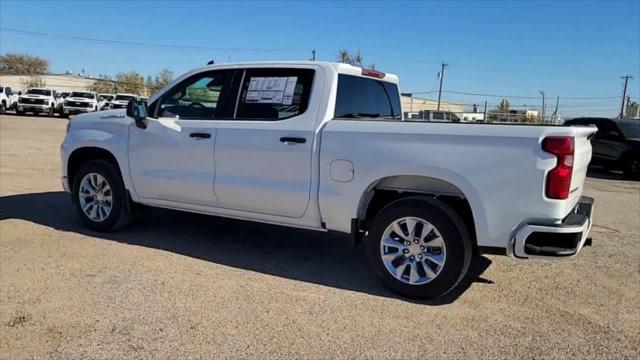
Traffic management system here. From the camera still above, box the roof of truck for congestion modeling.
[199,61,399,83]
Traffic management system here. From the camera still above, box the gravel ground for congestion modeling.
[1,114,638,359]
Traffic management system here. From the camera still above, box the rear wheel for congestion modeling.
[72,160,131,231]
[623,157,640,180]
[365,196,472,299]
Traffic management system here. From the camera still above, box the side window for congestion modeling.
[334,74,401,120]
[432,112,445,120]
[235,68,314,120]
[156,70,230,120]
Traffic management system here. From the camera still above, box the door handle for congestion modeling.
[280,137,306,144]
[190,132,211,140]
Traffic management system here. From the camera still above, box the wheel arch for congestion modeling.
[67,146,124,188]
[355,175,480,249]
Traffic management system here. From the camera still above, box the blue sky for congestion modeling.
[1,0,639,117]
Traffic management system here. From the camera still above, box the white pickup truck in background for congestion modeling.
[60,61,596,299]
[109,93,139,109]
[63,91,101,116]
[0,85,19,114]
[17,88,60,117]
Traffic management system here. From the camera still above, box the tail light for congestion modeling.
[361,68,385,79]
[542,136,574,199]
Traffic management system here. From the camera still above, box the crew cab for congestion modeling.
[17,88,60,116]
[0,85,18,114]
[60,61,596,299]
[110,94,138,109]
[63,91,101,116]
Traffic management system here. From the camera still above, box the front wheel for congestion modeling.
[48,106,55,117]
[72,160,131,231]
[0,102,6,114]
[365,196,472,299]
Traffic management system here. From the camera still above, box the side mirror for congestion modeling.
[126,100,148,129]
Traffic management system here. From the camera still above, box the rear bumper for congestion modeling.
[512,196,594,259]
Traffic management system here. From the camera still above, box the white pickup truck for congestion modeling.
[109,93,139,109]
[60,61,596,299]
[0,85,18,114]
[17,88,60,116]
[63,91,101,116]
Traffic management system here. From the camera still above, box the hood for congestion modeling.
[67,97,96,102]
[20,94,49,99]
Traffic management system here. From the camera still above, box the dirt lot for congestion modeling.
[0,114,638,359]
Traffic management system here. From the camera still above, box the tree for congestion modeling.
[115,71,145,94]
[89,75,116,93]
[337,50,364,67]
[0,53,50,75]
[496,99,510,113]
[146,68,174,95]
[22,76,46,89]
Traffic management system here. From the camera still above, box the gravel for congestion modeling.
[1,114,638,359]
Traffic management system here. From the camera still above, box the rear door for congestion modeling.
[213,67,321,217]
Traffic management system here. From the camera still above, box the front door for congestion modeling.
[128,69,234,206]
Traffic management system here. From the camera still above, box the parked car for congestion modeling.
[99,94,115,110]
[16,88,60,117]
[63,91,101,117]
[564,117,640,179]
[405,110,461,122]
[61,62,596,299]
[0,85,18,114]
[110,94,139,109]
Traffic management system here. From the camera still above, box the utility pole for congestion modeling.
[437,63,448,111]
[619,75,633,118]
[551,96,559,124]
[483,100,487,123]
[311,49,316,61]
[539,90,545,124]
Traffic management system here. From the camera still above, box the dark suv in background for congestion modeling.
[564,117,640,179]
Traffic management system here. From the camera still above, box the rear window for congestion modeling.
[235,68,314,120]
[334,74,401,120]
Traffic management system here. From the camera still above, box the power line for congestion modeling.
[0,27,297,53]
[409,89,620,100]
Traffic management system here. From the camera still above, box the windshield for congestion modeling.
[70,92,94,99]
[26,89,51,96]
[617,121,640,138]
[115,95,136,101]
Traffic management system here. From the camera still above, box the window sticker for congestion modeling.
[246,77,298,105]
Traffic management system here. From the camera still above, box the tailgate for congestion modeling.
[568,127,596,206]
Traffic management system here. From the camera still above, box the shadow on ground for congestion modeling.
[0,191,493,305]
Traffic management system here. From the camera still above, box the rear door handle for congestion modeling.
[190,132,211,140]
[280,137,306,144]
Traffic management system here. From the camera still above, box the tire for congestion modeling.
[16,109,24,116]
[623,157,640,180]
[72,159,131,231]
[48,106,54,117]
[365,196,472,299]
[0,101,6,114]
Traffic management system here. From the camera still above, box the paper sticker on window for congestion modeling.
[246,77,297,105]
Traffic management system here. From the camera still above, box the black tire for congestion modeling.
[365,196,472,299]
[72,159,131,231]
[623,157,640,180]
[0,101,6,114]
[16,109,24,116]
[48,106,54,117]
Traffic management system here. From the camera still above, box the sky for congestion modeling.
[1,0,639,117]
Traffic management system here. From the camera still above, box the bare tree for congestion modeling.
[0,53,50,75]
[337,50,365,67]
[22,76,46,89]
